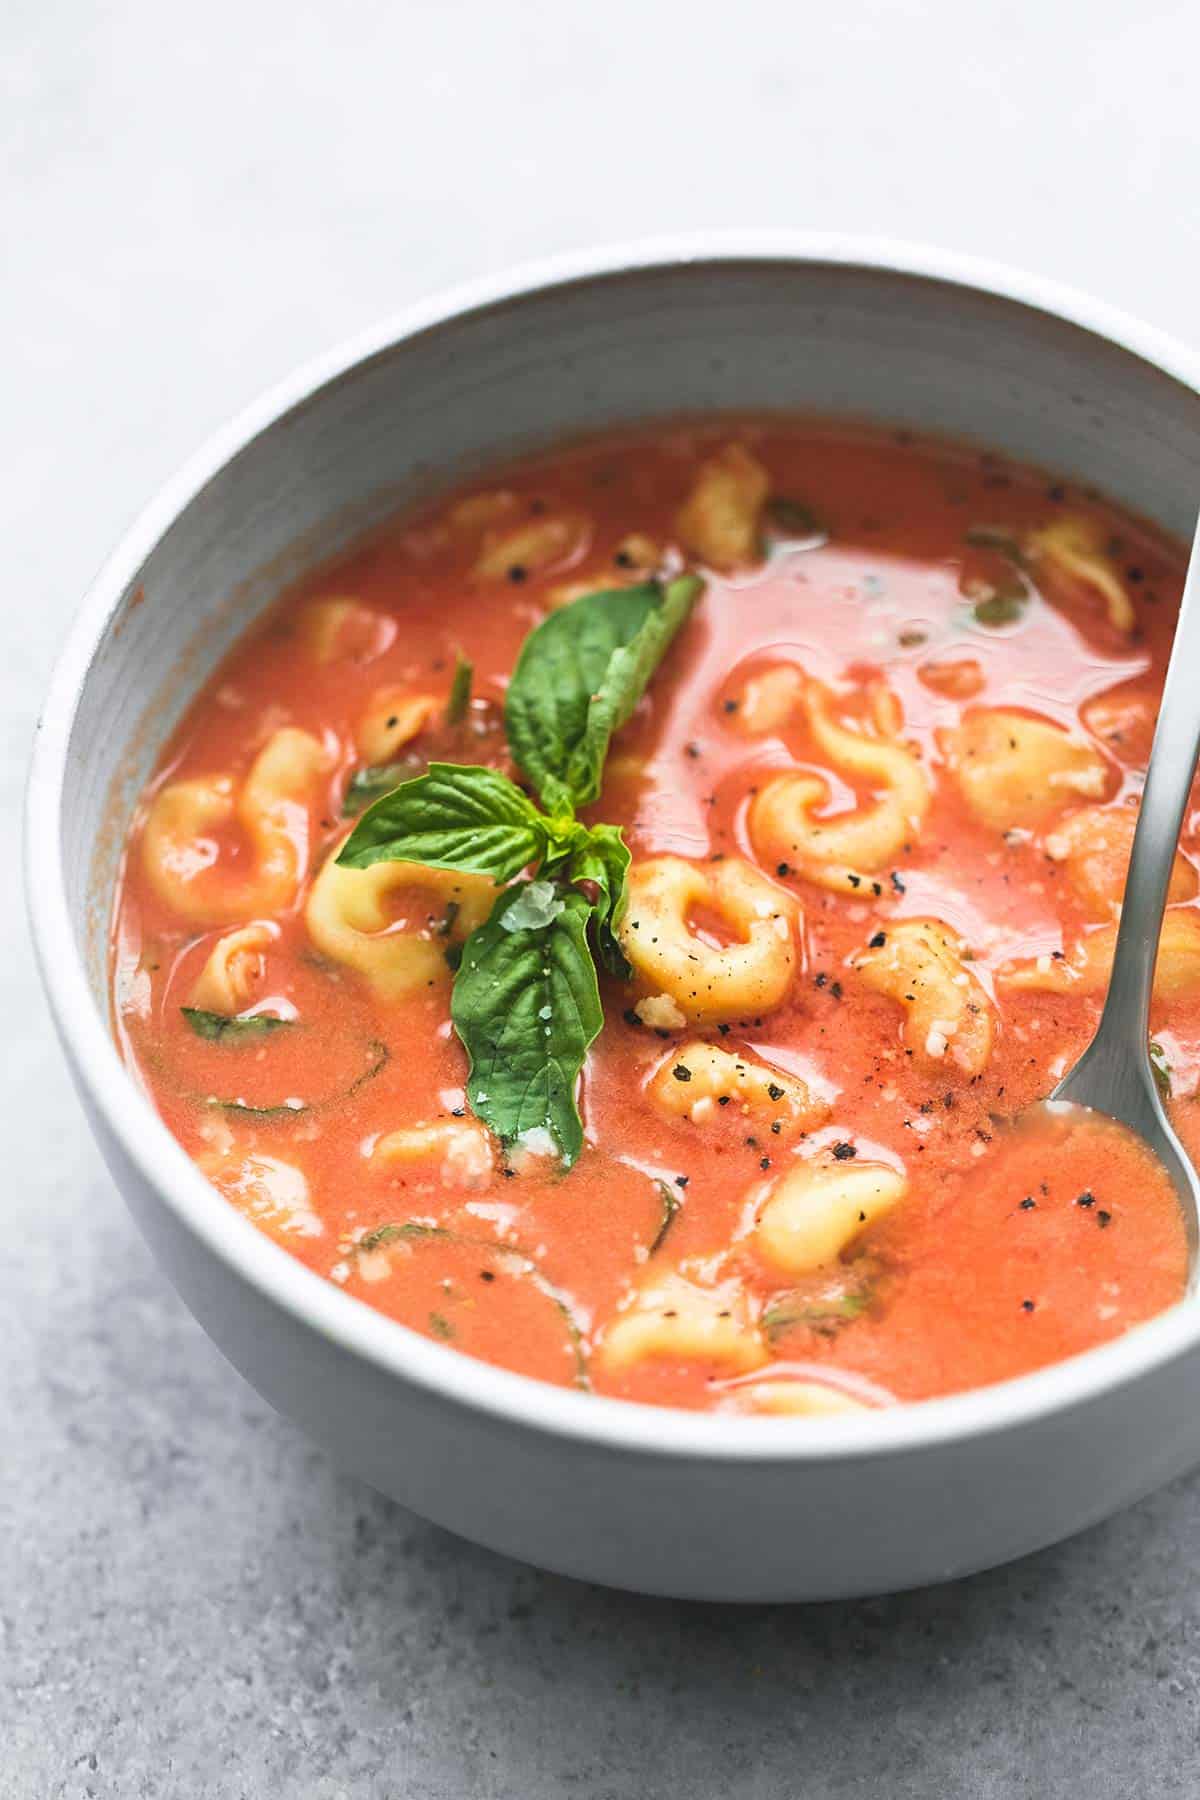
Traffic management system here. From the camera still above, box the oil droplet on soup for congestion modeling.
[112,422,1192,1413]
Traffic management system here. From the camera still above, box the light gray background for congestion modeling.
[6,2,1200,1794]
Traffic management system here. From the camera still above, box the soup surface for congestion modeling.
[112,420,1196,1416]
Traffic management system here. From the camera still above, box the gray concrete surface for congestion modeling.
[5,1,1200,1792]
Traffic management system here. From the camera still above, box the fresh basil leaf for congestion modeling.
[1150,1039,1172,1101]
[567,822,631,977]
[505,574,703,812]
[181,1007,292,1043]
[451,886,602,1167]
[445,651,473,725]
[337,762,547,881]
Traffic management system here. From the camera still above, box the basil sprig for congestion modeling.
[338,573,702,1165]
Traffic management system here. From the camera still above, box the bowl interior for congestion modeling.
[60,254,1200,1017]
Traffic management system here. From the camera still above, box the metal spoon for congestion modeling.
[1049,510,1200,1272]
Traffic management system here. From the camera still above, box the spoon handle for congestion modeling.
[1094,510,1200,1046]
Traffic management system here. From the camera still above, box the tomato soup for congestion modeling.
[111,421,1195,1416]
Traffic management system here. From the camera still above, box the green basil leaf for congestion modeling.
[567,822,631,977]
[505,574,703,812]
[451,886,602,1168]
[181,1007,292,1043]
[337,762,547,881]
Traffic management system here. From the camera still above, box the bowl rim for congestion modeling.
[27,229,1200,1465]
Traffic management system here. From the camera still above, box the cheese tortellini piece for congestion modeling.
[142,727,329,926]
[198,1149,322,1243]
[190,921,277,1015]
[999,907,1200,999]
[618,856,800,1026]
[371,1118,496,1189]
[356,689,438,764]
[1025,515,1135,633]
[299,597,396,663]
[853,919,994,1074]
[1081,686,1157,765]
[942,708,1108,832]
[472,513,589,581]
[748,677,931,893]
[445,489,519,534]
[306,854,497,1001]
[600,1271,767,1374]
[1043,805,1196,918]
[648,1041,828,1132]
[676,443,769,571]
[727,1380,872,1417]
[730,664,805,735]
[752,1154,907,1275]
[548,532,666,609]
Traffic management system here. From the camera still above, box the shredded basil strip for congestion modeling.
[182,1007,292,1043]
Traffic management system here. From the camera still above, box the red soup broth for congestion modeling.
[111,421,1195,1416]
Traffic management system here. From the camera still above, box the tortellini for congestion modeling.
[999,907,1200,999]
[299,597,396,663]
[618,855,800,1026]
[1025,515,1135,633]
[675,444,769,571]
[1082,687,1157,765]
[356,689,438,764]
[611,531,664,576]
[1043,805,1196,918]
[748,677,931,893]
[600,1271,767,1374]
[142,727,329,926]
[548,532,666,608]
[942,708,1108,831]
[371,1119,495,1189]
[198,1149,322,1242]
[647,1041,828,1132]
[190,922,277,1015]
[730,664,804,735]
[727,1380,871,1417]
[445,489,519,534]
[306,854,497,1001]
[752,1154,907,1275]
[472,513,589,581]
[853,918,994,1074]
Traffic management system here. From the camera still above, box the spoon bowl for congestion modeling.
[1046,508,1200,1276]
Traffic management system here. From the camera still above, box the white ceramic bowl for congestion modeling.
[27,235,1200,1602]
